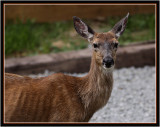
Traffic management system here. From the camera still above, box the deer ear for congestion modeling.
[111,13,129,39]
[73,16,95,40]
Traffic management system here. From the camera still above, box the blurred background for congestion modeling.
[5,4,156,123]
[5,4,155,58]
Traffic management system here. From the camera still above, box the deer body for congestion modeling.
[5,55,113,122]
[5,14,129,122]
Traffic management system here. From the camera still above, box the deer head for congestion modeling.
[73,13,129,72]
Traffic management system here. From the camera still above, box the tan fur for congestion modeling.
[94,32,115,43]
[92,32,118,65]
[5,31,118,122]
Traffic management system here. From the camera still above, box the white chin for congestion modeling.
[102,65,114,72]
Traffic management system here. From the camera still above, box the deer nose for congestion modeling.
[103,57,114,68]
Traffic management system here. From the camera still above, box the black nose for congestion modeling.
[103,57,114,68]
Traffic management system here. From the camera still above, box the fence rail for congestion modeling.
[5,5,155,23]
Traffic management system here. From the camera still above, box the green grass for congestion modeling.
[5,13,155,58]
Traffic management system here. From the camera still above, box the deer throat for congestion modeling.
[79,56,114,117]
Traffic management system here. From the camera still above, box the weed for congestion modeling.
[5,13,155,58]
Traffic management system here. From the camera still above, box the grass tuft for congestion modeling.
[5,13,155,58]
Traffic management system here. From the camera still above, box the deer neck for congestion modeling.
[79,52,114,114]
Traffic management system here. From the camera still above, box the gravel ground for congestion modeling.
[29,66,156,123]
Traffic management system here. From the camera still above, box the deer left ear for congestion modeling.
[111,13,129,39]
[73,16,95,41]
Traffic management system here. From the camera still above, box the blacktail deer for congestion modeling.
[5,13,129,122]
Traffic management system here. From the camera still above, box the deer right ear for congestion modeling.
[73,16,95,41]
[111,13,129,39]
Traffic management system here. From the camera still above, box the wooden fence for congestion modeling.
[5,4,155,23]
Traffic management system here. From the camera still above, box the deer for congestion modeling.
[5,13,129,122]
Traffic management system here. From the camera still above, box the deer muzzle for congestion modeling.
[102,57,114,69]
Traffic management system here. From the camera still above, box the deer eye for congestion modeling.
[93,43,99,48]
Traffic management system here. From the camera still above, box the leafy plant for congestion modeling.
[5,13,155,58]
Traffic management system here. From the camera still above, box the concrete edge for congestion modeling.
[5,40,155,75]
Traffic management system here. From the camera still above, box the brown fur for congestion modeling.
[5,32,117,122]
[92,32,118,66]
[5,12,130,122]
[94,32,116,43]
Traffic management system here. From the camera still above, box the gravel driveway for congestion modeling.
[29,66,156,123]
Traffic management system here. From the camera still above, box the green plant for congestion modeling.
[5,13,155,58]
